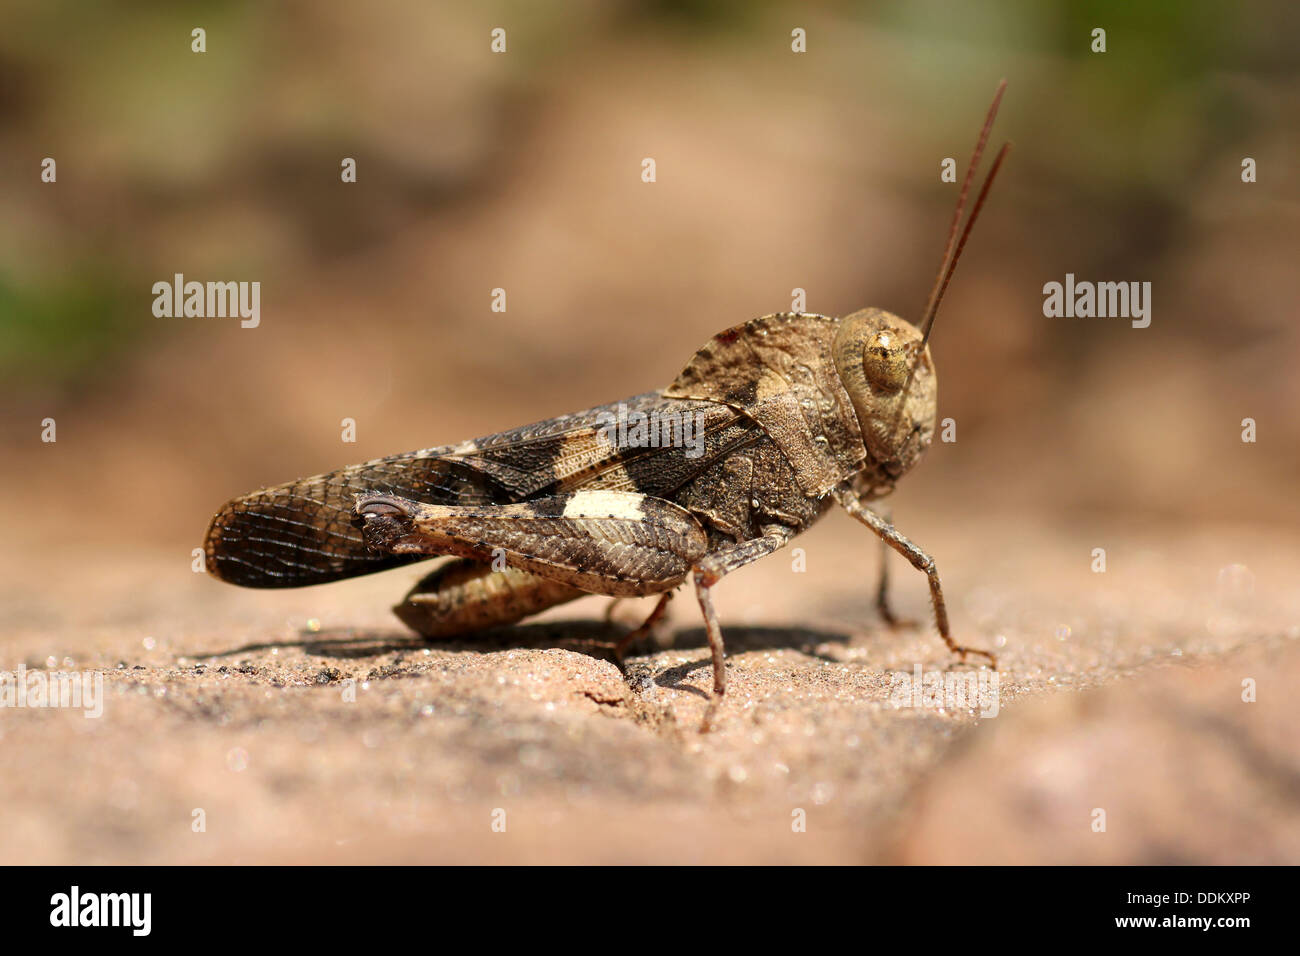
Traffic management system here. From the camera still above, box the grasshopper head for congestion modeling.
[832,307,937,482]
[828,82,1010,490]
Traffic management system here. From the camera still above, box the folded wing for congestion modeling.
[203,391,757,587]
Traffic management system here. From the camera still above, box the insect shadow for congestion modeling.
[644,624,862,697]
[196,616,865,697]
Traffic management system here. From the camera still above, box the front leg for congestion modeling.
[833,484,996,668]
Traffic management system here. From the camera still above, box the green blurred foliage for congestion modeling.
[0,269,139,391]
[0,0,1295,397]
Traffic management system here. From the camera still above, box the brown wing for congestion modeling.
[203,391,759,588]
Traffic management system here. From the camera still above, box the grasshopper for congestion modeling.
[204,83,1010,717]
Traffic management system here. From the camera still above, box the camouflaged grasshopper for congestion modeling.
[204,83,1010,712]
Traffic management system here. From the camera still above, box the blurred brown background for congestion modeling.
[1,1,1297,865]
[4,0,1298,555]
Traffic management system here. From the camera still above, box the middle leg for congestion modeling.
[691,526,797,700]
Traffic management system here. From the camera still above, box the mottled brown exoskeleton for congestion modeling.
[204,83,1011,723]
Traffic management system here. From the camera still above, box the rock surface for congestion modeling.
[2,513,1295,864]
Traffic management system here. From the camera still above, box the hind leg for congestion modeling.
[395,559,585,638]
[611,591,675,670]
[358,490,709,649]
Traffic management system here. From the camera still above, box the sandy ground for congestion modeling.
[2,507,1296,865]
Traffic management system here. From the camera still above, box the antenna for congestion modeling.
[900,80,1011,399]
[918,79,1009,343]
[922,140,1009,347]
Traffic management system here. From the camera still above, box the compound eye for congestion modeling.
[862,329,910,391]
